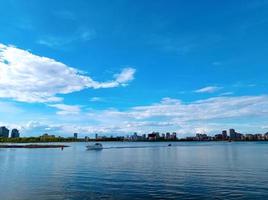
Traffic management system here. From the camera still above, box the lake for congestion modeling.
[1,142,268,200]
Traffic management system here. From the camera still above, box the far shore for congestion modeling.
[1,140,267,144]
[0,144,69,148]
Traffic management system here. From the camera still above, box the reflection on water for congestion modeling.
[1,142,268,200]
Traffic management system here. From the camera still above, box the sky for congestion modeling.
[0,0,268,137]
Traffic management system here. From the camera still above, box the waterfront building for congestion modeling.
[236,133,243,140]
[222,130,228,139]
[41,133,56,138]
[244,134,254,141]
[255,134,263,141]
[155,132,160,139]
[74,133,78,139]
[0,126,9,138]
[229,129,243,140]
[171,132,177,140]
[185,136,195,141]
[229,129,236,139]
[11,129,20,138]
[142,134,147,140]
[196,133,209,141]
[166,132,171,140]
[132,132,138,141]
[148,133,157,140]
[264,133,268,140]
[214,134,223,140]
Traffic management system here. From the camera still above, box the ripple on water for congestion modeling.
[1,142,268,200]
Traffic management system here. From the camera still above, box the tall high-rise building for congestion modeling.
[172,132,177,140]
[229,129,236,139]
[0,126,9,138]
[11,129,20,138]
[74,133,78,139]
[222,130,227,139]
[166,132,171,139]
[132,132,138,141]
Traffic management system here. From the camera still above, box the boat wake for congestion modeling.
[103,145,173,150]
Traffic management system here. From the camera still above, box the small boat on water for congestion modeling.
[86,143,103,150]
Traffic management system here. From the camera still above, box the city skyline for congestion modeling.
[1,125,268,143]
[0,0,268,137]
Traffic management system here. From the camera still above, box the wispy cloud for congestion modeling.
[149,33,222,56]
[219,92,234,96]
[49,104,81,115]
[212,61,222,66]
[233,82,257,88]
[195,86,221,93]
[0,43,136,103]
[53,10,76,20]
[37,28,96,48]
[89,97,103,102]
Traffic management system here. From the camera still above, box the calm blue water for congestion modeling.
[1,142,268,200]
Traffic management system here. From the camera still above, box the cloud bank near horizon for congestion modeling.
[2,95,267,137]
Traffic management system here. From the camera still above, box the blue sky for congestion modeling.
[0,0,268,137]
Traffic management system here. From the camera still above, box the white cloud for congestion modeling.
[114,67,136,83]
[25,95,263,136]
[219,92,234,96]
[20,121,64,136]
[89,97,103,102]
[0,43,136,103]
[92,68,136,89]
[129,96,268,120]
[81,95,268,135]
[11,95,268,137]
[49,104,81,115]
[195,86,221,93]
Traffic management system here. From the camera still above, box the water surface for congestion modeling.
[1,142,268,200]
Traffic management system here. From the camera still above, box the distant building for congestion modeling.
[171,132,177,140]
[229,129,244,140]
[264,133,268,140]
[196,133,209,141]
[142,134,147,140]
[215,134,223,140]
[148,133,157,140]
[74,133,78,139]
[41,133,55,138]
[222,130,227,139]
[11,129,20,138]
[166,132,171,140]
[95,134,98,140]
[254,134,263,141]
[229,129,236,140]
[132,132,138,141]
[155,132,160,139]
[0,126,9,138]
[244,134,254,141]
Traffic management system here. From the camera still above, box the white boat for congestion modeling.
[86,143,103,150]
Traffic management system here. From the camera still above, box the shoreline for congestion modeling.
[1,140,267,144]
[0,144,69,148]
